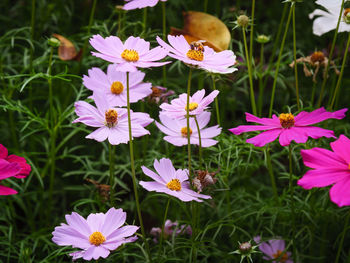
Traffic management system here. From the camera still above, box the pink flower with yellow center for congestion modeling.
[229,107,347,147]
[83,65,152,107]
[298,135,350,207]
[156,35,237,73]
[159,89,219,119]
[90,35,170,72]
[254,236,293,263]
[73,92,153,145]
[52,207,138,261]
[140,158,211,202]
[123,0,167,10]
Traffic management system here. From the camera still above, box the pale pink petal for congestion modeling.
[141,166,167,184]
[65,212,91,237]
[83,246,110,260]
[86,127,109,142]
[106,225,139,241]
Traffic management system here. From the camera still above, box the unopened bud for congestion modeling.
[237,15,249,28]
[239,242,252,254]
[48,37,60,48]
[256,34,271,44]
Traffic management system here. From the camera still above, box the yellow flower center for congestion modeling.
[272,250,288,262]
[89,231,106,246]
[310,51,325,63]
[105,109,118,128]
[186,50,204,61]
[121,49,139,62]
[181,127,192,137]
[110,81,124,95]
[166,179,182,191]
[185,102,199,111]
[279,113,295,129]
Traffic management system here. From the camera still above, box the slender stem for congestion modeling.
[317,0,345,107]
[249,0,256,63]
[258,43,264,116]
[292,3,300,111]
[162,2,167,86]
[265,147,279,202]
[211,75,220,126]
[288,144,296,262]
[335,210,350,263]
[310,81,317,106]
[109,143,115,206]
[194,116,202,170]
[186,68,193,178]
[29,0,36,110]
[158,198,171,257]
[126,72,151,261]
[268,6,293,117]
[242,28,257,115]
[329,32,350,110]
[204,0,208,12]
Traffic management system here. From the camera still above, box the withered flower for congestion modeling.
[192,169,218,192]
[52,34,81,61]
[85,178,110,202]
[147,86,175,104]
[289,51,339,83]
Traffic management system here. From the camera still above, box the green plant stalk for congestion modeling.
[258,43,265,116]
[162,1,167,86]
[109,143,115,206]
[186,68,193,178]
[211,75,221,126]
[191,202,198,263]
[288,144,296,262]
[126,72,151,261]
[268,6,293,117]
[329,32,350,110]
[249,0,256,63]
[242,28,257,115]
[335,210,350,263]
[29,0,36,110]
[317,0,345,107]
[158,198,171,258]
[265,147,279,202]
[292,3,300,111]
[194,116,202,169]
[204,0,208,12]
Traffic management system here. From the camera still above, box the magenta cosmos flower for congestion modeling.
[83,65,152,107]
[73,92,153,145]
[90,35,169,72]
[156,112,221,147]
[254,236,293,263]
[0,144,31,179]
[297,135,350,207]
[160,89,219,119]
[156,35,237,73]
[229,107,347,147]
[123,0,167,10]
[139,158,211,202]
[52,207,138,261]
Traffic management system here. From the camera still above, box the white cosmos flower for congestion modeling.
[309,0,350,36]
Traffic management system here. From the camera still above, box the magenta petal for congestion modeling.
[229,125,277,135]
[295,107,347,126]
[0,144,8,159]
[297,169,349,189]
[330,178,350,207]
[330,135,350,164]
[301,148,347,169]
[0,160,21,180]
[246,129,281,147]
[278,128,308,146]
[0,185,17,195]
[245,112,280,126]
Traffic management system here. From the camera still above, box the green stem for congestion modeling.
[317,0,345,107]
[162,2,167,86]
[109,143,115,206]
[249,0,256,63]
[335,210,350,263]
[288,144,296,262]
[29,0,36,110]
[204,0,208,12]
[265,147,279,202]
[211,75,220,126]
[310,81,317,106]
[158,198,171,258]
[329,32,350,110]
[186,68,193,178]
[126,72,151,261]
[242,28,257,115]
[268,6,293,117]
[258,43,264,116]
[194,116,202,170]
[292,3,300,111]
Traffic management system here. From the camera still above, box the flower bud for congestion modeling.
[256,34,271,44]
[47,37,60,48]
[239,242,252,254]
[236,15,249,28]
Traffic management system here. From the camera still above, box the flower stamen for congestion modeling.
[185,102,199,111]
[166,179,181,191]
[105,109,118,128]
[310,51,325,64]
[181,127,193,137]
[89,231,106,246]
[272,250,288,262]
[121,49,139,62]
[186,50,204,61]
[110,81,124,95]
[279,113,295,129]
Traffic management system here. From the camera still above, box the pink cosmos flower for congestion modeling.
[150,219,192,242]
[0,144,31,179]
[229,107,347,147]
[156,35,237,73]
[159,89,219,119]
[139,158,211,202]
[123,0,167,10]
[83,65,152,107]
[254,236,293,263]
[52,207,138,261]
[156,112,221,147]
[297,135,350,207]
[73,92,153,145]
[90,35,169,72]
